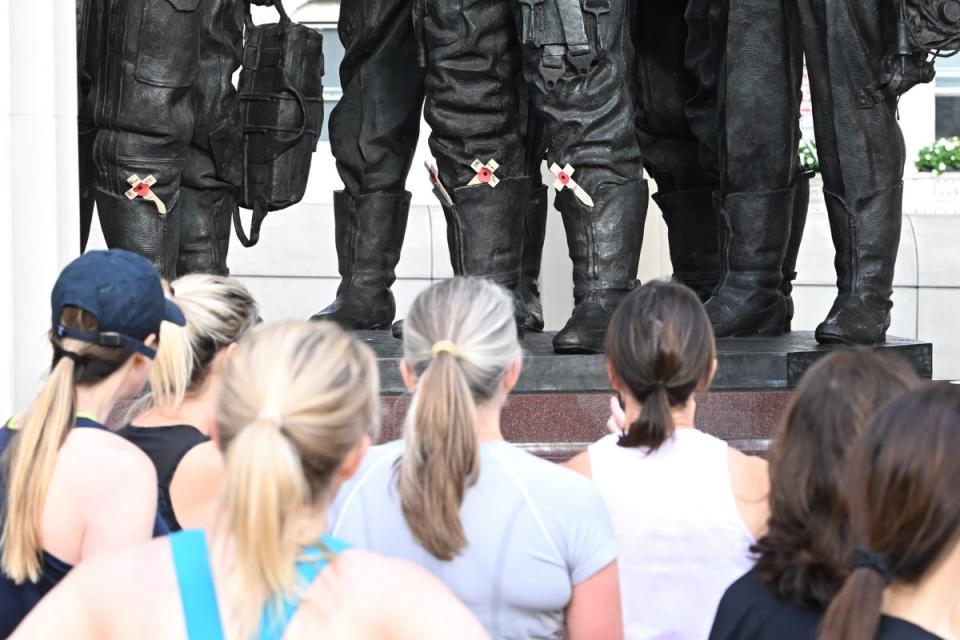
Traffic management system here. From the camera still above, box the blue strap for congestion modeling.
[257,536,350,640]
[170,530,225,640]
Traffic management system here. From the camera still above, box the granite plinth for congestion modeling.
[361,331,932,460]
[357,330,932,394]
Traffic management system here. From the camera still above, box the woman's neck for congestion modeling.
[75,381,125,424]
[135,378,217,434]
[475,401,505,443]
[625,395,697,431]
[884,545,960,639]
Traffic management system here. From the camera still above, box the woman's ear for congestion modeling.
[699,357,718,391]
[337,434,371,483]
[501,356,523,395]
[606,359,623,393]
[399,359,418,393]
[211,342,238,375]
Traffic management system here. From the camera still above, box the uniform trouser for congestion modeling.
[719,0,804,195]
[417,0,643,295]
[78,0,242,279]
[330,0,427,196]
[633,0,719,192]
[795,0,905,200]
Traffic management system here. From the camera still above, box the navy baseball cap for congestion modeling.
[50,250,186,359]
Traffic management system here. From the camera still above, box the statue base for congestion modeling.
[359,331,933,459]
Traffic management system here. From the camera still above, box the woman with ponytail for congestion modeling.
[0,250,184,636]
[709,351,920,640]
[818,383,960,640]
[120,274,259,531]
[565,280,770,639]
[13,321,488,639]
[331,277,622,640]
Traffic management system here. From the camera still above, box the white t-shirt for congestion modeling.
[330,440,618,640]
[589,430,757,640]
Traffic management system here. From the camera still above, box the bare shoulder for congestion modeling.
[174,441,223,487]
[563,450,592,478]
[727,446,770,501]
[66,428,156,485]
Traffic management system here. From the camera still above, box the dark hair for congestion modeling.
[819,383,960,640]
[752,351,920,608]
[605,280,715,451]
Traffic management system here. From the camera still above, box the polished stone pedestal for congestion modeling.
[360,331,932,460]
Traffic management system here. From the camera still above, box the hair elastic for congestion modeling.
[58,349,85,366]
[853,546,893,585]
[431,340,460,359]
[257,408,284,427]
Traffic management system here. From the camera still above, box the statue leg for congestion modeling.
[705,0,805,336]
[515,0,646,353]
[419,0,529,293]
[77,0,100,254]
[89,0,200,279]
[634,0,720,303]
[177,0,244,277]
[517,88,549,333]
[313,0,426,329]
[797,0,906,345]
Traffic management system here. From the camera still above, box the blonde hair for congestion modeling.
[214,321,379,637]
[144,275,258,410]
[1,308,135,583]
[399,277,521,560]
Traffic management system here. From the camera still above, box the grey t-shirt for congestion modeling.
[330,440,618,640]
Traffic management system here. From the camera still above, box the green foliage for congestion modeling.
[916,137,960,174]
[799,139,819,172]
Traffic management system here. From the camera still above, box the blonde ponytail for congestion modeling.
[399,352,479,560]
[219,418,308,631]
[214,321,378,637]
[398,277,521,561]
[143,275,258,412]
[2,308,135,583]
[1,358,76,583]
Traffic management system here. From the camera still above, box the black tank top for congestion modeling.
[0,417,167,637]
[118,424,209,532]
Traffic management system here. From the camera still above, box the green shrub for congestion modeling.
[916,137,960,174]
[799,139,819,172]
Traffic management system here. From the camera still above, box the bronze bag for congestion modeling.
[235,0,324,246]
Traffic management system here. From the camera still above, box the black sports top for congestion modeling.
[710,568,945,640]
[0,417,167,637]
[118,424,209,532]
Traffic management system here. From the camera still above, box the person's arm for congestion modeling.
[564,451,592,478]
[566,560,623,640]
[169,441,224,530]
[11,560,104,639]
[80,443,157,559]
[728,448,771,540]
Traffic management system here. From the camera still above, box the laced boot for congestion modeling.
[815,184,902,345]
[177,186,234,276]
[704,188,794,337]
[312,190,410,329]
[553,179,648,354]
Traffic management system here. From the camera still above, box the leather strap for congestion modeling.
[234,201,269,247]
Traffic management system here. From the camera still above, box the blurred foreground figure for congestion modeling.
[11,321,489,639]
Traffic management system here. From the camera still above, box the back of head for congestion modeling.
[604,280,715,451]
[754,350,920,608]
[820,383,960,640]
[146,275,258,410]
[399,277,521,561]
[214,320,379,637]
[2,250,180,583]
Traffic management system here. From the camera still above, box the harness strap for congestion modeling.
[171,531,225,640]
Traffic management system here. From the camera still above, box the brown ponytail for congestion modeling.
[819,383,960,639]
[605,281,714,451]
[399,351,479,560]
[1,308,133,582]
[398,277,521,561]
